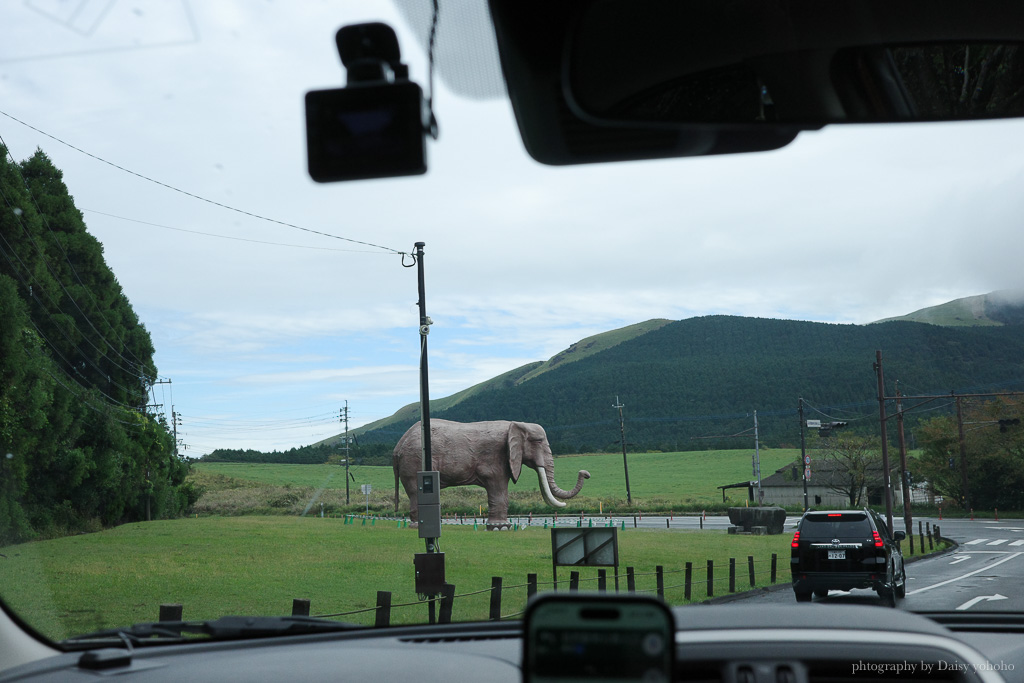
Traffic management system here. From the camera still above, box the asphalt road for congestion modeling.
[471,512,1024,612]
[722,515,1024,611]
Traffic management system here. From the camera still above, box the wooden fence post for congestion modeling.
[771,554,777,583]
[598,569,607,592]
[748,556,756,588]
[439,584,455,625]
[489,577,503,621]
[291,598,310,617]
[159,604,182,622]
[656,566,664,600]
[684,562,692,601]
[527,573,538,599]
[729,558,736,593]
[707,560,714,598]
[627,567,636,593]
[375,591,391,628]
[569,571,580,592]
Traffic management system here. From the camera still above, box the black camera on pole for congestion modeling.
[305,23,429,182]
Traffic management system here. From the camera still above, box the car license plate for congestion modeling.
[828,550,845,560]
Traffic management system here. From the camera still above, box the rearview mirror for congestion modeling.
[565,1,1024,126]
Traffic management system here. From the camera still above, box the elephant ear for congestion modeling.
[507,422,525,484]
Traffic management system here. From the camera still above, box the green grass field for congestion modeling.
[191,448,802,516]
[0,516,794,641]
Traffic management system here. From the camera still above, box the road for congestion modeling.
[463,513,1024,612]
[721,515,1024,611]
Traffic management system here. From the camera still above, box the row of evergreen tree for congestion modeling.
[0,147,197,545]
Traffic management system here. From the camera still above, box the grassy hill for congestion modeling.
[874,290,1024,327]
[352,314,1024,452]
[319,319,672,444]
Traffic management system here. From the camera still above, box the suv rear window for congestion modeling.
[799,513,872,540]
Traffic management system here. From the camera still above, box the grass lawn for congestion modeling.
[191,448,802,516]
[0,516,793,641]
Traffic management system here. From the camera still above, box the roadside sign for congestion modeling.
[361,484,371,495]
[806,420,821,429]
[804,456,810,465]
[804,467,811,480]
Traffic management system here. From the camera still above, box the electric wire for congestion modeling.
[0,110,405,255]
[82,209,392,254]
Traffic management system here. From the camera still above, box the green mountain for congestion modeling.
[354,312,1024,453]
[874,290,1024,327]
[317,319,671,446]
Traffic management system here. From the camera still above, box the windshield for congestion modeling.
[2,1,1024,645]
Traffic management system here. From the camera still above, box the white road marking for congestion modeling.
[987,539,1009,546]
[949,556,971,565]
[965,539,988,545]
[907,552,1024,595]
[957,594,1008,611]
[1011,540,1024,547]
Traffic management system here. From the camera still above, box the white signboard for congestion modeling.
[361,484,371,495]
[806,420,821,429]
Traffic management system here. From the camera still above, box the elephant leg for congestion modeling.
[486,486,510,529]
[400,476,419,525]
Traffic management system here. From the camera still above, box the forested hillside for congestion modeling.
[0,147,195,545]
[357,316,1024,453]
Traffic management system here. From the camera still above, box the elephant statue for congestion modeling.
[392,419,590,529]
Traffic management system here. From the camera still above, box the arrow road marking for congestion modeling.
[907,552,1024,595]
[957,594,1008,611]
[950,556,971,565]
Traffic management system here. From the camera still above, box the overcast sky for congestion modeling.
[3,2,1023,456]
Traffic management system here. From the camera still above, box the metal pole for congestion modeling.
[799,398,808,511]
[415,242,436,554]
[895,382,912,542]
[753,411,762,503]
[955,396,972,511]
[614,396,632,505]
[874,350,894,535]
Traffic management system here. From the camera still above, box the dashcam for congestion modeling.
[306,82,426,182]
[305,22,429,183]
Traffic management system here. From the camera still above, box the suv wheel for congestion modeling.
[795,589,812,603]
[895,567,906,599]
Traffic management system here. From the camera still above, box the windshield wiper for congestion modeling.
[63,615,363,647]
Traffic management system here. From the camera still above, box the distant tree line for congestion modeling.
[0,148,197,546]
[200,442,393,466]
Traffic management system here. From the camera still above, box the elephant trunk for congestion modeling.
[536,461,590,508]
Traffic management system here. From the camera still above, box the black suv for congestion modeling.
[790,509,906,606]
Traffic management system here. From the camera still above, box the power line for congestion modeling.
[0,110,405,255]
[82,209,393,254]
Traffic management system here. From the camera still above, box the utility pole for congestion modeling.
[613,396,632,505]
[753,410,762,503]
[799,398,808,511]
[895,382,912,546]
[411,242,442,626]
[955,396,972,511]
[873,350,894,535]
[340,402,351,504]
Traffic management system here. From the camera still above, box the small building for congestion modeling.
[754,459,903,509]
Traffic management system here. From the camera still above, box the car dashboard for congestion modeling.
[1,604,1021,683]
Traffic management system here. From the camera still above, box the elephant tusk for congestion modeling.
[536,466,566,508]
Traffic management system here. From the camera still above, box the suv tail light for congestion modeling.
[791,531,800,548]
[872,530,884,548]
